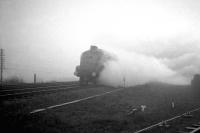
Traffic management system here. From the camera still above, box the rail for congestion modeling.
[134,107,200,133]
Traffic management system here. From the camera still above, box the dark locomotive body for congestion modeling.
[74,46,108,85]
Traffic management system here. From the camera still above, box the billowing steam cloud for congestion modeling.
[98,48,190,87]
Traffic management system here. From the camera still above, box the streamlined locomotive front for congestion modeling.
[74,46,104,85]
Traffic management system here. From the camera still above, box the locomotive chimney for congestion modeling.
[90,45,98,51]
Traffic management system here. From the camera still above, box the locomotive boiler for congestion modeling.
[74,45,111,85]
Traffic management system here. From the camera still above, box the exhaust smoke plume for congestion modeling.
[1,0,200,83]
[98,48,188,87]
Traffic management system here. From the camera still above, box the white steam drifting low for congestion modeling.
[98,48,189,87]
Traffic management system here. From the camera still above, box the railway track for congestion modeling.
[30,87,124,114]
[178,122,200,133]
[134,107,200,133]
[1,82,200,133]
[1,81,78,90]
[0,81,82,98]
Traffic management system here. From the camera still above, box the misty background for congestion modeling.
[0,0,200,85]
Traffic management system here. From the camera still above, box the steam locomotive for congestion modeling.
[74,46,111,85]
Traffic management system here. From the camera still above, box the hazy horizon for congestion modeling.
[1,0,200,84]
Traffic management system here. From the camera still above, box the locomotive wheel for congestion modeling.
[79,76,88,85]
[79,76,84,85]
[93,79,97,85]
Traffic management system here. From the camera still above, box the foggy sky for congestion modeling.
[0,0,200,83]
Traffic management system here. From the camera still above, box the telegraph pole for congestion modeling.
[123,76,126,88]
[0,49,4,85]
[34,73,36,84]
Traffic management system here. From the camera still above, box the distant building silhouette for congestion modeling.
[191,74,200,91]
